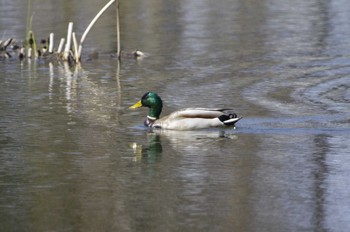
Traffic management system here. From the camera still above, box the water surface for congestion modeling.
[1,0,350,231]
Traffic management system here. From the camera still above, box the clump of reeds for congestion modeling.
[0,0,146,63]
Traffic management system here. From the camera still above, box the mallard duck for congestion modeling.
[129,92,242,130]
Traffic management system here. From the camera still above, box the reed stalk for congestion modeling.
[27,47,32,59]
[49,33,54,53]
[77,0,116,60]
[116,0,120,58]
[72,32,79,62]
[2,38,12,49]
[57,38,65,53]
[25,0,32,49]
[64,22,74,60]
[28,30,38,58]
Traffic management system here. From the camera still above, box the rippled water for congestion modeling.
[1,0,350,231]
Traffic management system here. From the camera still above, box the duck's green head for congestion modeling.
[129,92,163,119]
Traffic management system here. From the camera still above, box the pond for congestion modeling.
[1,0,350,231]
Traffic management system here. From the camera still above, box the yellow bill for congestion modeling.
[129,100,143,109]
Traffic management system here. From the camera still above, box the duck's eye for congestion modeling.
[141,92,150,100]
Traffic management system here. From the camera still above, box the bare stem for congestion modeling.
[78,0,116,60]
[57,38,65,53]
[116,0,120,58]
[72,32,79,62]
[64,22,74,60]
[49,33,54,53]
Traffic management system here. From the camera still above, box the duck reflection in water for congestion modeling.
[154,129,238,151]
[131,132,162,163]
[131,129,238,162]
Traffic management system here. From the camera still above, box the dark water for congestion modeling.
[1,0,350,231]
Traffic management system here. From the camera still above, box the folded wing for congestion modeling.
[169,108,233,119]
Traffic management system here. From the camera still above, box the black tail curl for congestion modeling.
[218,113,240,126]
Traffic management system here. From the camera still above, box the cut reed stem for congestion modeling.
[49,33,54,53]
[72,32,79,62]
[57,38,65,53]
[64,22,73,60]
